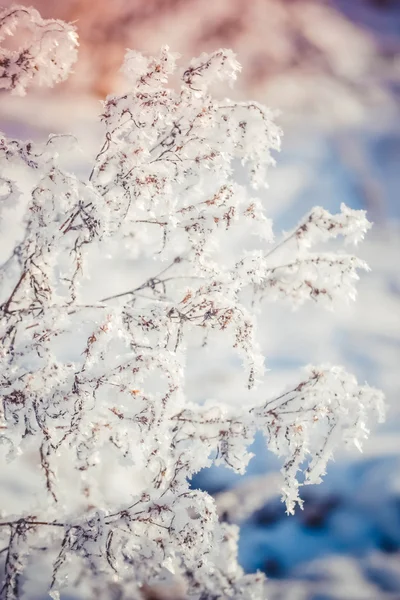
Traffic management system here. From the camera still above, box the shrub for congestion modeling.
[0,6,385,599]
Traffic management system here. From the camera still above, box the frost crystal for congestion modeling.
[0,5,78,95]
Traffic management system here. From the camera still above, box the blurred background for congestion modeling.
[0,0,399,598]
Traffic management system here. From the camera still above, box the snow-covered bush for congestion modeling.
[0,6,385,600]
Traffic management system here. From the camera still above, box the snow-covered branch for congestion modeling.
[0,5,78,95]
[0,7,385,600]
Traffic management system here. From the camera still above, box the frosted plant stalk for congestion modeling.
[0,6,385,600]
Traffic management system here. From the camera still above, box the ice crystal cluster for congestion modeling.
[0,6,385,600]
[0,4,78,95]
